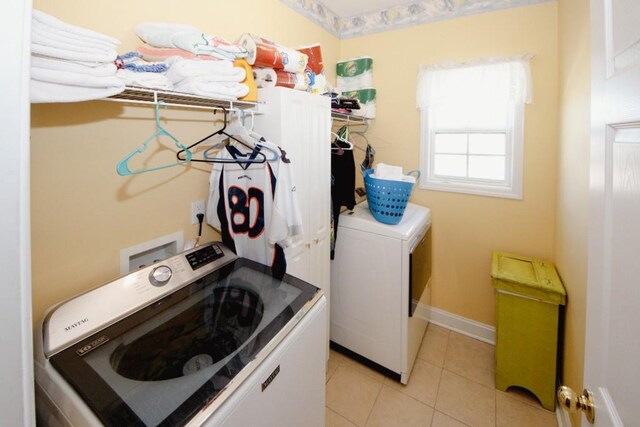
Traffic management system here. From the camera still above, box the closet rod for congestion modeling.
[104,97,236,112]
[331,111,368,125]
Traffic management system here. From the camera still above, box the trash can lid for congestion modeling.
[491,252,566,305]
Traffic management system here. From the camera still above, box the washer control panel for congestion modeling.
[185,244,224,270]
[43,242,237,357]
[149,265,172,287]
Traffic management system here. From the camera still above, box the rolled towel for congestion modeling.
[173,78,249,100]
[166,58,245,84]
[30,80,125,103]
[32,9,120,46]
[31,67,124,89]
[31,55,117,77]
[116,69,173,90]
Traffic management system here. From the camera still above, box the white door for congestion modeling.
[281,92,312,283]
[585,0,640,425]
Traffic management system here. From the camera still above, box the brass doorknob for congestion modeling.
[557,385,595,424]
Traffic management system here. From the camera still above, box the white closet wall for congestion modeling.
[254,87,331,350]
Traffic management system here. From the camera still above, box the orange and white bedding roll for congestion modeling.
[238,33,308,74]
[253,68,308,90]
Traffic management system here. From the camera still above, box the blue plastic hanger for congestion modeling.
[116,101,193,176]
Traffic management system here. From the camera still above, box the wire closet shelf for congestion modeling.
[106,86,261,112]
[107,86,368,124]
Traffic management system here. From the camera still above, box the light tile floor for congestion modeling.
[325,324,558,427]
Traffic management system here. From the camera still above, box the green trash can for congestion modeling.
[491,252,566,411]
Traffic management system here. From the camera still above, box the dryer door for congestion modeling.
[409,227,432,316]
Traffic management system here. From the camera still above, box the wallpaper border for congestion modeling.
[280,0,554,39]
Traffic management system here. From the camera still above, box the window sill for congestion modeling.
[419,180,522,200]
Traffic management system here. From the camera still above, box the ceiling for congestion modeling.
[280,0,553,39]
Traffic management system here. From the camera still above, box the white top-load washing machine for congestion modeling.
[34,242,326,427]
[330,202,432,384]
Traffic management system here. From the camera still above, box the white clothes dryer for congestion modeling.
[330,202,432,384]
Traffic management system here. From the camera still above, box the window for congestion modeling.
[417,56,532,199]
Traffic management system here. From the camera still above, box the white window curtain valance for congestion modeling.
[416,55,533,110]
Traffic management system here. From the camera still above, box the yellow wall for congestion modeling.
[340,3,559,325]
[30,1,566,337]
[30,0,340,324]
[556,0,590,425]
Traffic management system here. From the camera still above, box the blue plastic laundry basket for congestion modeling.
[364,169,420,225]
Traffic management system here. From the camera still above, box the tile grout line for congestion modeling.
[361,380,384,427]
[436,329,491,426]
[429,368,445,427]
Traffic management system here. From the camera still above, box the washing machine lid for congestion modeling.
[339,202,431,240]
[43,244,322,427]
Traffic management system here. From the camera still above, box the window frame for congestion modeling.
[419,96,525,200]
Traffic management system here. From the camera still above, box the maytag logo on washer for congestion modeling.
[261,365,280,392]
[65,318,89,332]
[76,335,109,357]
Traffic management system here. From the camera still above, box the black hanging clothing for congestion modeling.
[331,126,356,259]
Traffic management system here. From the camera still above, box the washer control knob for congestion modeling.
[149,265,172,287]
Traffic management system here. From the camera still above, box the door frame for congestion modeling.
[0,0,34,424]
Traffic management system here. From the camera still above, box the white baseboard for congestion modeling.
[414,305,496,345]
[556,405,571,427]
[416,306,571,423]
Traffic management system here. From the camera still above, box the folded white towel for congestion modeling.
[166,58,245,84]
[32,30,118,59]
[135,22,200,49]
[116,69,173,90]
[173,79,249,100]
[135,22,247,59]
[32,9,120,46]
[32,41,117,63]
[372,163,415,183]
[31,19,118,49]
[170,33,232,59]
[30,79,125,103]
[31,67,123,89]
[31,55,117,77]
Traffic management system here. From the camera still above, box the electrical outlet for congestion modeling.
[191,200,205,225]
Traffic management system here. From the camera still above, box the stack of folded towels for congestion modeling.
[164,57,249,100]
[115,51,173,90]
[30,10,125,103]
[134,22,250,100]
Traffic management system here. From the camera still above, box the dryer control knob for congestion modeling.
[149,265,172,287]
